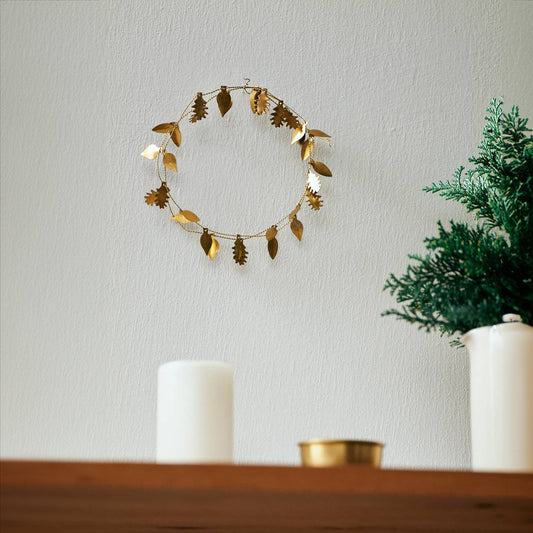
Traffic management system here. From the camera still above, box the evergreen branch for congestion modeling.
[384,99,533,345]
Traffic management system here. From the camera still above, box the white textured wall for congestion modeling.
[1,0,532,468]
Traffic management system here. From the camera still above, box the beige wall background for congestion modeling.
[1,0,532,467]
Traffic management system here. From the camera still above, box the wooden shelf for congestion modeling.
[1,460,532,532]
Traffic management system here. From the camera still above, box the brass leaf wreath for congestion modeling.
[142,80,333,265]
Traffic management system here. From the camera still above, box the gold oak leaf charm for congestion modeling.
[232,236,248,265]
[283,108,300,129]
[268,237,278,259]
[290,216,303,241]
[144,190,157,206]
[200,229,213,255]
[306,188,323,211]
[190,93,208,123]
[310,159,332,177]
[250,87,260,114]
[270,102,285,127]
[217,86,232,117]
[255,89,269,115]
[145,183,169,209]
[163,152,177,172]
[172,210,200,224]
[208,236,220,260]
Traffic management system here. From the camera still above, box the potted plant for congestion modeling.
[383,99,533,472]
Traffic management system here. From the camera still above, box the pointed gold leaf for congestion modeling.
[290,216,303,241]
[217,86,233,117]
[250,87,260,114]
[200,229,212,255]
[141,144,160,159]
[291,122,306,144]
[289,204,300,221]
[232,236,248,265]
[171,125,181,147]
[163,152,177,172]
[152,123,174,133]
[265,226,278,241]
[310,159,332,177]
[256,90,269,115]
[208,236,220,260]
[307,169,321,193]
[268,237,278,259]
[265,225,278,241]
[308,129,330,138]
[301,139,313,161]
[172,210,200,224]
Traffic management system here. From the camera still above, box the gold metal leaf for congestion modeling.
[217,86,233,117]
[190,93,208,123]
[171,126,181,148]
[289,204,300,221]
[308,129,330,138]
[270,102,285,127]
[291,122,307,144]
[208,236,220,260]
[256,90,269,115]
[141,144,160,159]
[307,169,321,193]
[250,87,260,114]
[172,210,200,224]
[297,134,308,146]
[200,229,213,255]
[310,159,332,177]
[152,123,174,133]
[301,139,313,161]
[145,183,168,209]
[144,190,157,206]
[232,236,248,265]
[268,237,278,259]
[265,225,278,241]
[282,108,300,129]
[306,188,323,211]
[291,123,306,145]
[163,152,177,172]
[290,216,303,241]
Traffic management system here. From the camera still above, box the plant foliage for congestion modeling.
[383,99,533,345]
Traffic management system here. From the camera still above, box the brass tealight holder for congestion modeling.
[298,439,384,467]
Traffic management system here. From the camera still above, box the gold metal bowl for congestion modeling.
[298,439,384,467]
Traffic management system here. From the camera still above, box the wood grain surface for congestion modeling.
[1,461,533,532]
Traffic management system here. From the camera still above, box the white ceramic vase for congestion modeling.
[462,317,533,472]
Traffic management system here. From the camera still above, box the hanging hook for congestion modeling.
[242,78,251,94]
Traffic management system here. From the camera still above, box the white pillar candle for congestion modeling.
[157,361,233,464]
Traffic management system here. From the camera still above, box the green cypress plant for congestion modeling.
[383,99,533,345]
